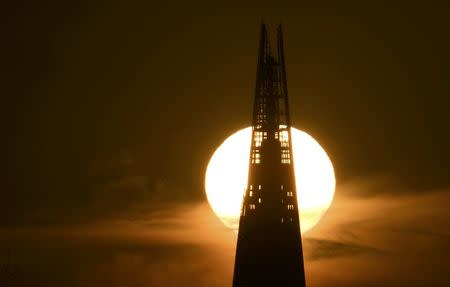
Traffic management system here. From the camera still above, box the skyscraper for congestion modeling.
[232,24,307,287]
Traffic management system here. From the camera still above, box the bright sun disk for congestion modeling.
[205,127,335,234]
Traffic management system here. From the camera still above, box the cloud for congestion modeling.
[1,175,450,286]
[303,238,383,261]
[0,202,236,287]
[304,177,450,287]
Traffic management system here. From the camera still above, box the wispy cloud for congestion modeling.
[1,175,450,286]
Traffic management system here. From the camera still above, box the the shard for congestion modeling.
[232,24,307,287]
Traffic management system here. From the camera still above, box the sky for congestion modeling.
[2,1,450,286]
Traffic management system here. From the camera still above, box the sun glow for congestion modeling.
[205,127,336,234]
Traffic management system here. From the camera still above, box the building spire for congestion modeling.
[232,24,306,287]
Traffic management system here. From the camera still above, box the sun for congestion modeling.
[205,127,335,234]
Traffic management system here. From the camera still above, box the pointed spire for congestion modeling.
[233,24,306,287]
[257,22,271,68]
[277,23,288,95]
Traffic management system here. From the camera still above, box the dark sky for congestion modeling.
[2,1,450,286]
[5,1,450,225]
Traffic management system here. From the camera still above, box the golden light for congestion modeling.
[205,127,335,234]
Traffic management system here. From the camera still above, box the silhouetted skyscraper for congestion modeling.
[232,24,307,287]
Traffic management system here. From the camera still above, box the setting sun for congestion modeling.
[205,127,335,234]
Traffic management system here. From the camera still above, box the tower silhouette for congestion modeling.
[232,24,307,287]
